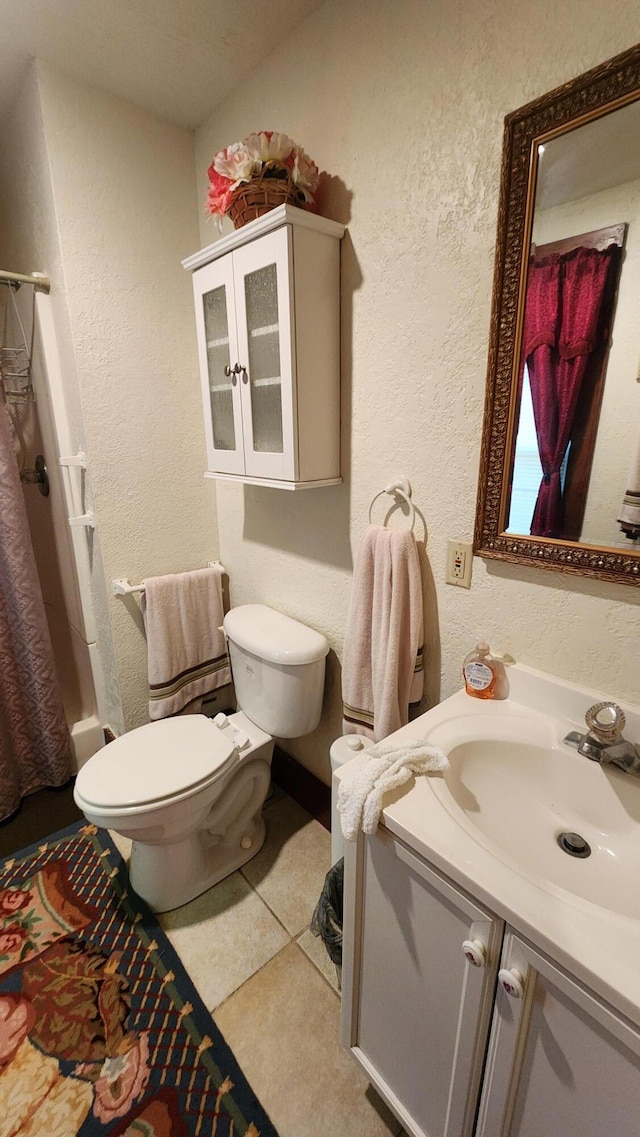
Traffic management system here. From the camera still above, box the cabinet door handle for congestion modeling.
[462,938,486,967]
[498,967,525,999]
[240,365,248,383]
[224,363,243,385]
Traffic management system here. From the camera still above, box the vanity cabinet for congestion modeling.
[342,828,640,1137]
[183,205,345,489]
[477,931,640,1137]
[342,828,504,1137]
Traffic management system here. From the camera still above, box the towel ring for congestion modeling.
[368,477,416,531]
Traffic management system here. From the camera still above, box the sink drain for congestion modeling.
[557,831,591,858]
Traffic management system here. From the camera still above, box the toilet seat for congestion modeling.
[75,715,237,811]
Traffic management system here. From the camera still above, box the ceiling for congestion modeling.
[0,0,325,129]
[535,100,640,212]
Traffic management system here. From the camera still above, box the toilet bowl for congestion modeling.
[74,604,329,912]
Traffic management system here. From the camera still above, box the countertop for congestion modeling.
[336,663,640,1030]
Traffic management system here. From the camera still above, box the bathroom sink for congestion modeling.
[423,709,640,919]
[356,665,640,1029]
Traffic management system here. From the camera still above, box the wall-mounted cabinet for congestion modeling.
[342,828,640,1137]
[183,205,345,490]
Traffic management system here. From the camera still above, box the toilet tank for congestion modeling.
[223,605,329,739]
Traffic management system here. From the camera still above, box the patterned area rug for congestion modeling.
[0,822,279,1136]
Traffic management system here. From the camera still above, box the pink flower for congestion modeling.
[0,994,34,1066]
[206,165,235,217]
[0,923,28,954]
[93,1033,151,1123]
[0,888,31,916]
[291,147,319,201]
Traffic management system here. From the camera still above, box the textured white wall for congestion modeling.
[195,0,640,783]
[35,65,220,729]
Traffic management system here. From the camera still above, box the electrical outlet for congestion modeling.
[446,540,473,588]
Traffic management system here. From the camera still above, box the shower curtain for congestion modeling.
[0,385,72,821]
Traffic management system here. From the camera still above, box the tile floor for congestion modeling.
[112,786,405,1137]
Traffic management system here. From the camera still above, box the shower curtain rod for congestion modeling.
[0,269,50,294]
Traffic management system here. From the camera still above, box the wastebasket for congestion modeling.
[310,857,344,987]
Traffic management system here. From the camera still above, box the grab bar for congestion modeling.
[59,452,95,528]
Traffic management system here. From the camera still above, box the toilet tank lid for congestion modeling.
[223,605,329,665]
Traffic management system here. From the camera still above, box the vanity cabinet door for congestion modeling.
[342,828,504,1137]
[476,930,640,1137]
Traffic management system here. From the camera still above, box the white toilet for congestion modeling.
[74,604,329,912]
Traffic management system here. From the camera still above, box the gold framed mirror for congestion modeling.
[474,43,640,586]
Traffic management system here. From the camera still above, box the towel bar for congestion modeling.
[368,476,416,531]
[112,561,226,596]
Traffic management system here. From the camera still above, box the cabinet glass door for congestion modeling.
[193,257,244,475]
[233,229,296,480]
[203,285,236,452]
[244,263,283,454]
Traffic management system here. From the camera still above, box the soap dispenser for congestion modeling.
[463,642,499,699]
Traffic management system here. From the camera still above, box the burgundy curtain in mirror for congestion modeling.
[521,245,618,538]
[0,388,72,821]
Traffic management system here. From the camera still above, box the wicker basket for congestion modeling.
[227,172,306,229]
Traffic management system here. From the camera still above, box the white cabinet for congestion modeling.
[341,829,504,1137]
[477,931,640,1137]
[342,828,640,1137]
[183,205,345,489]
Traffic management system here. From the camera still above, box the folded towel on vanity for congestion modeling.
[144,565,231,720]
[337,737,449,841]
[342,525,424,741]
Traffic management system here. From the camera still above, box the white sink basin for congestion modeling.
[424,709,640,919]
[358,663,640,1026]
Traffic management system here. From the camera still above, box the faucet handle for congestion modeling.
[585,702,626,743]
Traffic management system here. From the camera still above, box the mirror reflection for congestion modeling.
[475,46,640,584]
[505,99,640,550]
[506,102,640,550]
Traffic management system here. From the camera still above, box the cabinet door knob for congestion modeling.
[224,363,243,385]
[498,967,525,999]
[240,366,248,383]
[462,939,486,967]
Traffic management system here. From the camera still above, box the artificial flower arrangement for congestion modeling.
[206,130,320,229]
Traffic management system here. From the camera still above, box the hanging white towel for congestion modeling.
[337,736,449,841]
[144,565,231,720]
[342,525,424,741]
[618,426,640,539]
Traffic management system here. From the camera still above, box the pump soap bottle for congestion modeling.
[462,642,499,699]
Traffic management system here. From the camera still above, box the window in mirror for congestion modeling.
[507,365,569,535]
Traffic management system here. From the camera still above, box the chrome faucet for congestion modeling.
[563,702,640,778]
